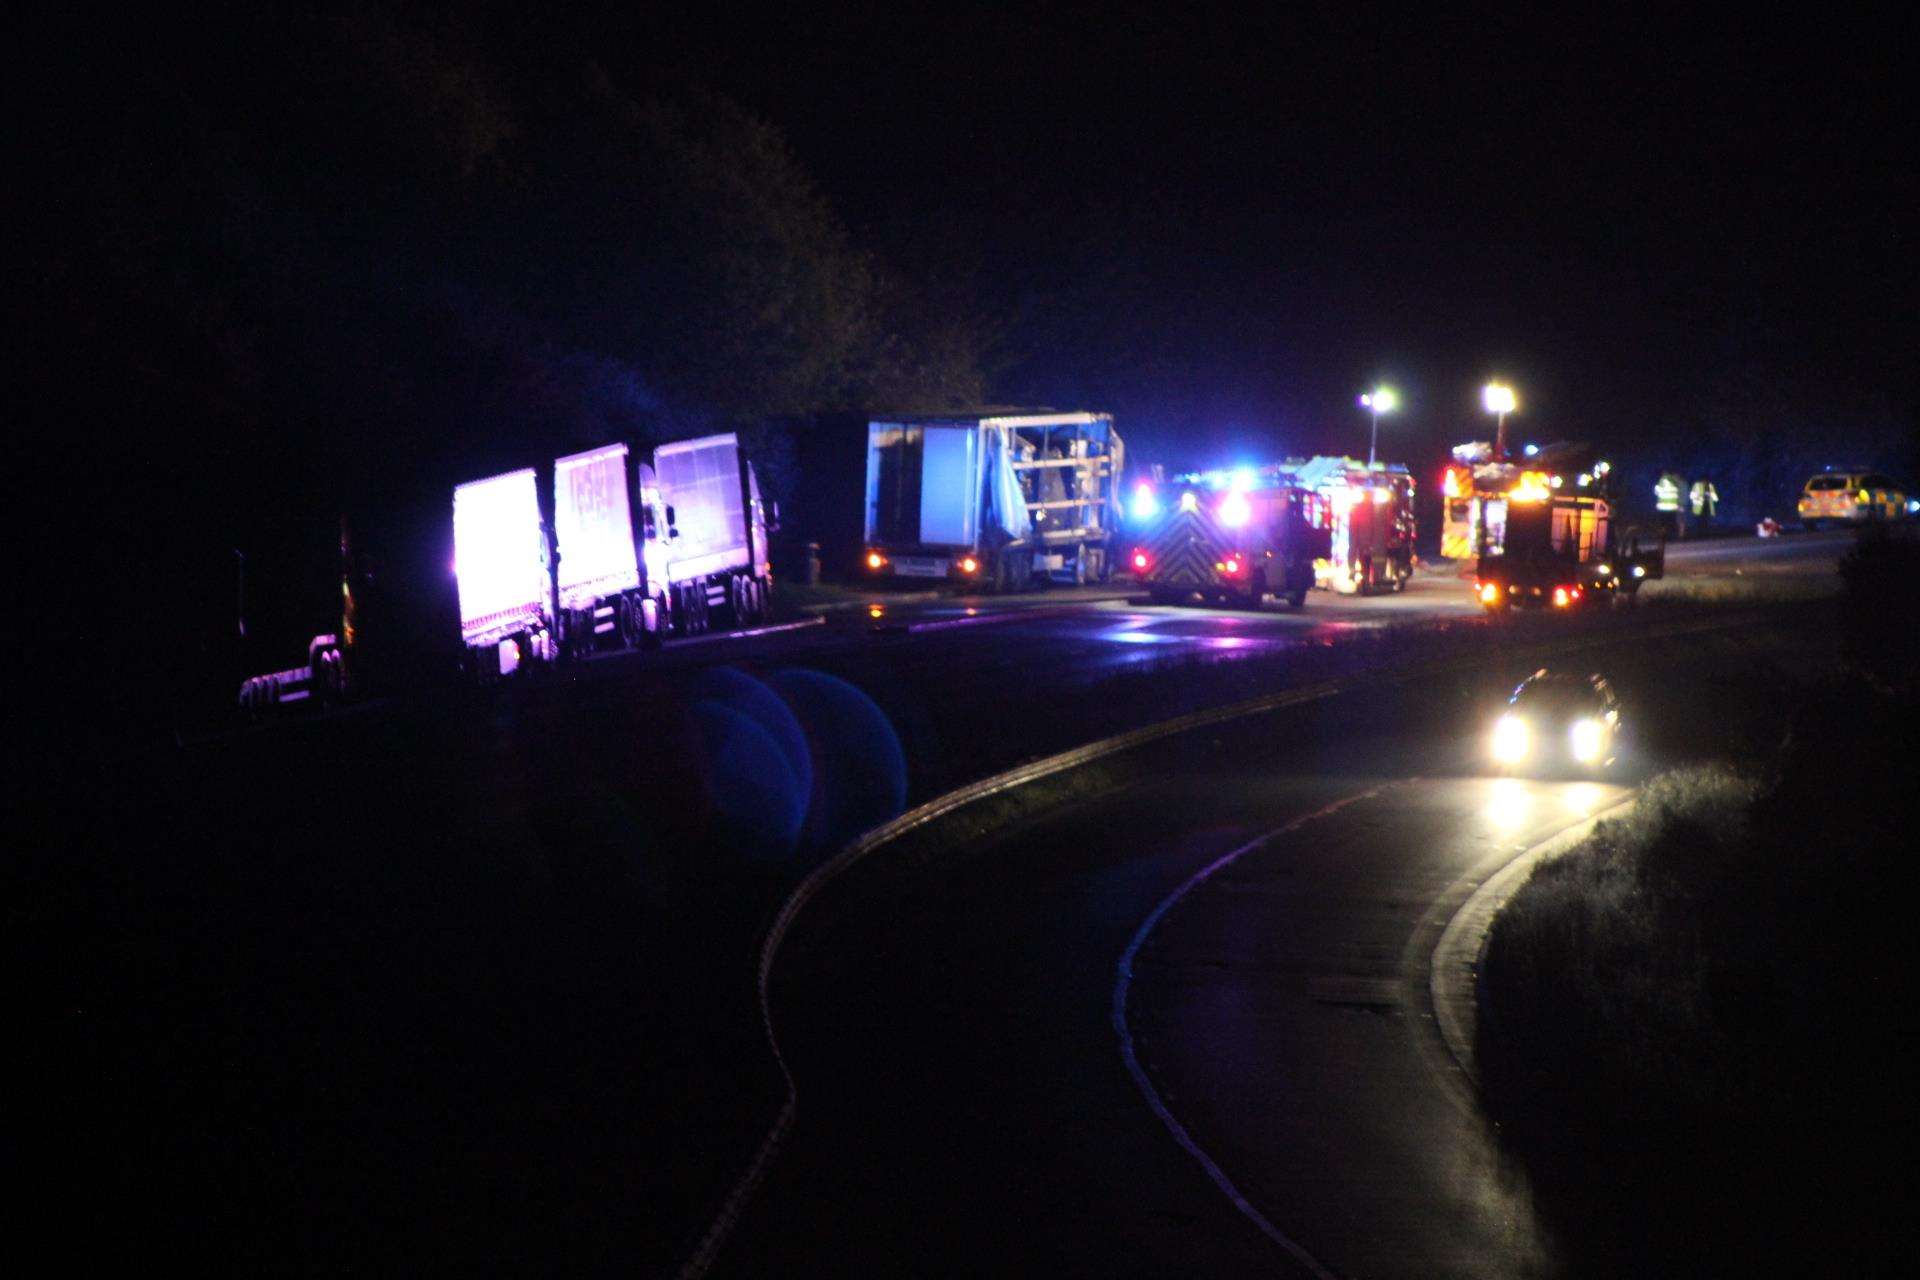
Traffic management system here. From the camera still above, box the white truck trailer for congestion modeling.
[861,411,1124,590]
[239,433,777,708]
[453,466,559,680]
[650,433,775,634]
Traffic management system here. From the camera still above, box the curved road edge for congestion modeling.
[678,609,1760,1278]
[1427,799,1636,1091]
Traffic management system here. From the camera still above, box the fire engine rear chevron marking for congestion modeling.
[1144,505,1231,586]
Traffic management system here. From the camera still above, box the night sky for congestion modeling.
[585,3,1915,464]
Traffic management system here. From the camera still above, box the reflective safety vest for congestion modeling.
[1689,480,1718,517]
[1655,473,1684,512]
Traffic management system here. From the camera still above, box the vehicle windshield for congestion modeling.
[1512,680,1598,716]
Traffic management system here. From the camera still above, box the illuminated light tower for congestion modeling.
[1483,381,1518,459]
[1359,386,1398,468]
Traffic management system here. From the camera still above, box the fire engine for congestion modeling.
[1128,464,1330,608]
[1465,442,1665,611]
[1291,456,1416,594]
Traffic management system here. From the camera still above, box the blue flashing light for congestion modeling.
[1131,483,1160,521]
[1230,466,1257,492]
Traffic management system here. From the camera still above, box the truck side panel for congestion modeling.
[655,434,751,584]
[453,468,548,646]
[553,444,640,611]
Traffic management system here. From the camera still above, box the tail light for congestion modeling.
[1218,555,1244,576]
[865,550,886,571]
[1478,581,1501,604]
[958,556,980,575]
[1131,549,1151,572]
[1553,586,1572,607]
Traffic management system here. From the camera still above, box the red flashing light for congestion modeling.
[1132,549,1150,571]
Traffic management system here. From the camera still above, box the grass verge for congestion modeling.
[1480,672,1917,1275]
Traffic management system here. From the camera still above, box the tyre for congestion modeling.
[1288,588,1308,608]
[1072,542,1087,586]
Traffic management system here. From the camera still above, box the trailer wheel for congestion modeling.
[1071,542,1087,586]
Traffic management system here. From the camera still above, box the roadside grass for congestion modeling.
[1480,674,1917,1275]
[1638,570,1838,605]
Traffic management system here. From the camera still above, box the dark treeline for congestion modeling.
[25,4,994,742]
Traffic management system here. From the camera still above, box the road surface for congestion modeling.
[604,530,1848,690]
[711,642,1675,1277]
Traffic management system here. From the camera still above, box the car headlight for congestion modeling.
[1570,718,1605,763]
[1492,714,1530,764]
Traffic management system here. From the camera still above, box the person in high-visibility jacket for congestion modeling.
[1655,472,1684,511]
[1689,478,1719,521]
[1655,471,1687,538]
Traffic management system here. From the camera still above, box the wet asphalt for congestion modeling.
[712,660,1645,1277]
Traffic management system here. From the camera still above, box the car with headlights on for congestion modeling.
[1489,669,1621,774]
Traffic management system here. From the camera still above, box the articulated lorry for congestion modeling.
[1127,463,1330,608]
[862,412,1124,590]
[1468,442,1665,611]
[240,432,775,707]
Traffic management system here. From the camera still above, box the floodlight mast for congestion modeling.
[1359,386,1398,468]
[1483,382,1517,459]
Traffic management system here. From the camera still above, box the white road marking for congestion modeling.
[1112,788,1386,1280]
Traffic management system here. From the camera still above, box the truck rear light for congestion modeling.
[1553,586,1572,607]
[866,551,886,571]
[1218,555,1243,576]
[1478,581,1501,604]
[958,555,980,575]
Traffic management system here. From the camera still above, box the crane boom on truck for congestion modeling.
[862,411,1124,590]
[1127,463,1330,608]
